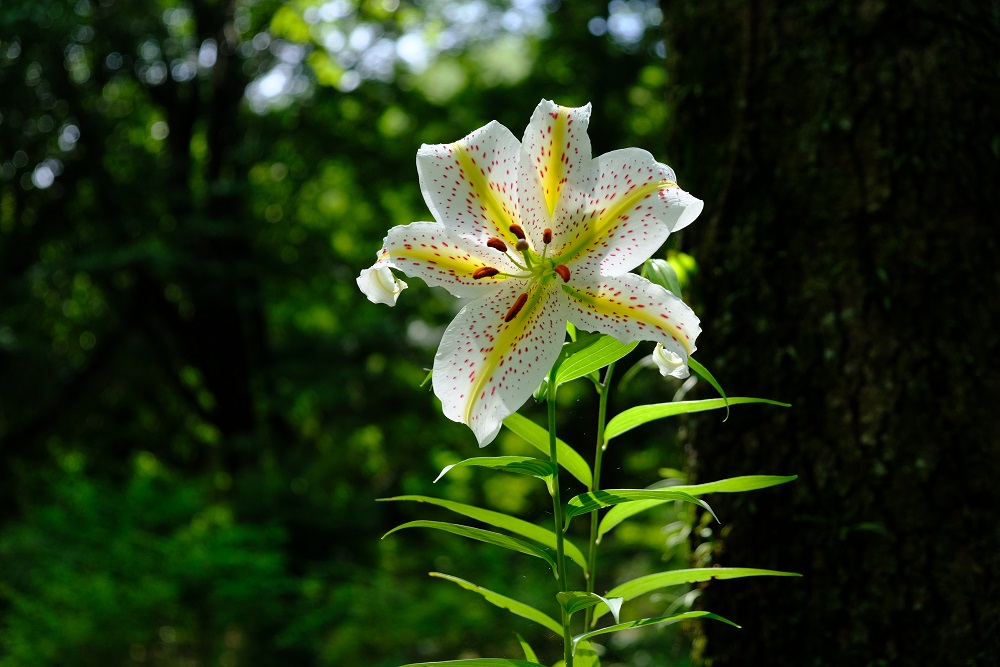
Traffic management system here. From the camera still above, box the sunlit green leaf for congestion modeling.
[605,397,791,441]
[429,572,562,635]
[574,640,601,667]
[573,611,740,651]
[564,489,717,528]
[597,475,797,540]
[379,496,587,571]
[557,591,623,624]
[555,334,638,388]
[382,521,557,574]
[434,456,557,483]
[515,633,538,662]
[503,413,592,488]
[592,567,801,623]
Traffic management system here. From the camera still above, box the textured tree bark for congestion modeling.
[663,1,1000,664]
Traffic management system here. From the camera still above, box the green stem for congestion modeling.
[584,361,615,629]
[546,370,573,667]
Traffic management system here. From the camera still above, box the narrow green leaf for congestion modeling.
[687,358,729,418]
[379,496,587,571]
[598,475,798,540]
[382,521,557,574]
[429,572,562,635]
[557,591,624,624]
[503,412,593,488]
[555,334,638,388]
[564,489,718,528]
[573,611,740,651]
[515,633,538,663]
[434,456,557,483]
[592,567,801,623]
[401,659,545,667]
[605,397,791,441]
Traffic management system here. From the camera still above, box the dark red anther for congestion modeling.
[504,293,529,322]
[509,224,526,240]
[486,237,508,253]
[543,228,552,244]
[553,265,571,283]
[473,267,500,279]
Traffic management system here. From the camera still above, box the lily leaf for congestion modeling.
[515,633,538,662]
[434,456,557,484]
[382,521,557,574]
[555,334,638,388]
[574,640,601,667]
[592,567,801,624]
[597,475,797,540]
[687,358,729,418]
[557,591,624,624]
[565,489,718,529]
[429,572,562,635]
[643,258,684,297]
[573,611,740,652]
[402,660,545,667]
[503,412,593,488]
[605,397,791,441]
[379,496,587,572]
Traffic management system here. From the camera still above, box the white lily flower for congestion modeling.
[358,99,703,446]
[357,265,408,305]
[652,342,691,379]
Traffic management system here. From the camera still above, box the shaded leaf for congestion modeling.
[434,456,557,484]
[565,489,718,528]
[573,611,740,651]
[687,358,729,418]
[380,496,587,571]
[429,572,562,635]
[382,521,557,574]
[402,660,546,667]
[597,475,797,540]
[503,412,593,488]
[605,397,790,441]
[557,591,623,624]
[592,567,801,623]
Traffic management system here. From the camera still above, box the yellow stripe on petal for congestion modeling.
[453,142,519,240]
[433,279,566,446]
[552,179,677,266]
[561,273,699,356]
[542,110,568,216]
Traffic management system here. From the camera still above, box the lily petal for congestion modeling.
[652,343,690,379]
[518,100,595,248]
[417,120,523,246]
[357,265,408,305]
[561,272,700,374]
[433,280,567,446]
[552,148,703,276]
[372,222,519,299]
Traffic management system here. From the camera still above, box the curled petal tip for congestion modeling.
[652,343,690,379]
[357,265,407,306]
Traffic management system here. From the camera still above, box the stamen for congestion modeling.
[473,267,500,279]
[486,237,508,252]
[543,228,552,244]
[509,224,526,240]
[504,293,529,322]
[553,265,571,282]
[515,239,530,252]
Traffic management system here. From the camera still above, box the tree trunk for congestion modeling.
[664,1,1000,664]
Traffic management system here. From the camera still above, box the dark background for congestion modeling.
[1,1,997,666]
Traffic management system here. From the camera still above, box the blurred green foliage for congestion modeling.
[0,1,712,665]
